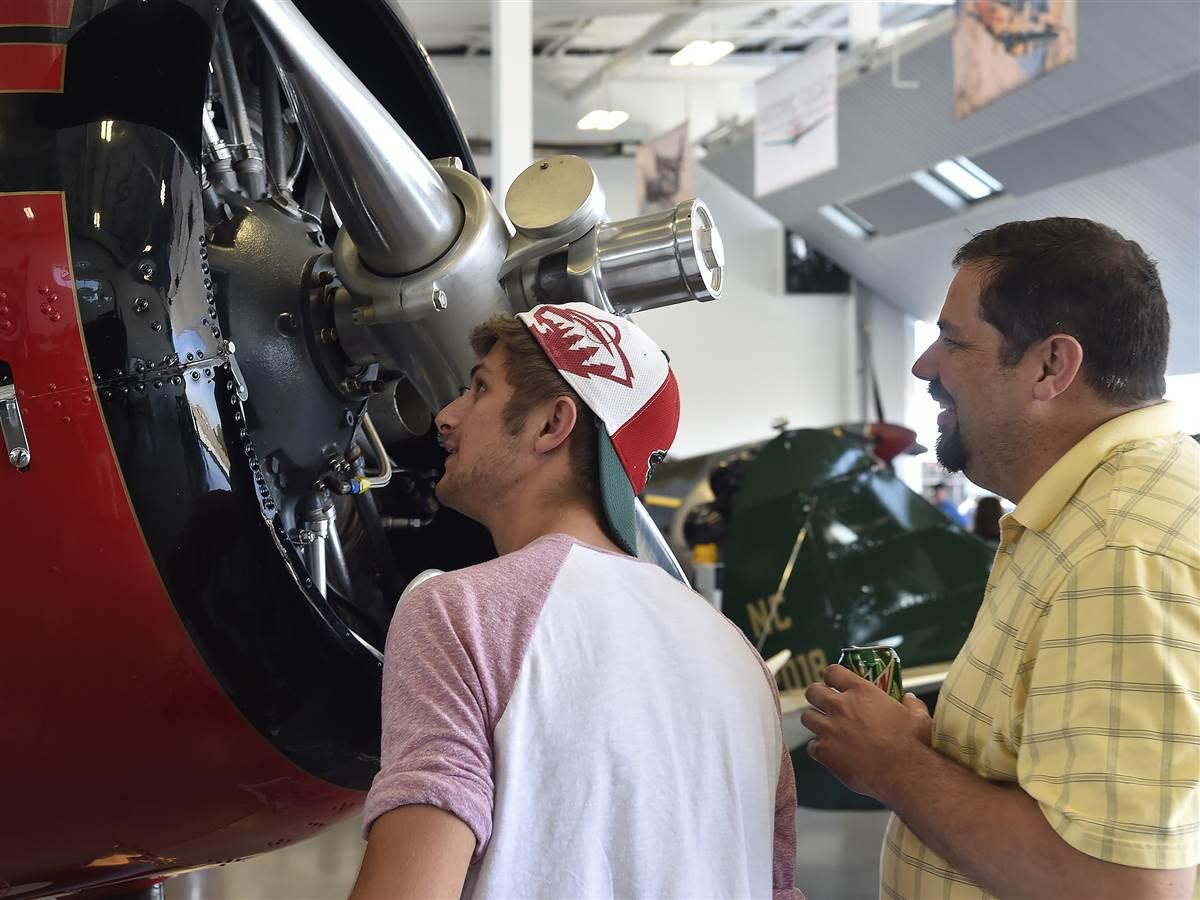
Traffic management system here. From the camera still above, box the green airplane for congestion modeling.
[656,423,995,810]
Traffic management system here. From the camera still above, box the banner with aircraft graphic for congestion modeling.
[753,39,838,198]
[636,121,693,215]
[954,0,1078,120]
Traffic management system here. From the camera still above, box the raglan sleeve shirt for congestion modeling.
[1017,544,1200,870]
[363,553,804,897]
[363,574,502,856]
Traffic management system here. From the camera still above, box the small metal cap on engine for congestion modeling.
[505,155,606,240]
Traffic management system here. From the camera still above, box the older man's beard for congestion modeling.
[930,378,970,473]
[935,425,970,473]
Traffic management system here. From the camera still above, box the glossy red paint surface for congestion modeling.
[0,0,74,28]
[0,44,66,93]
[0,193,364,899]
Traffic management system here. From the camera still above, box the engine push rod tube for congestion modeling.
[212,18,267,198]
[243,0,464,276]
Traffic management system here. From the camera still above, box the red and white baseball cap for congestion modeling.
[516,302,680,554]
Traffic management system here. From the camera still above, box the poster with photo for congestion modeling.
[954,0,1078,119]
[636,122,692,214]
[753,39,838,198]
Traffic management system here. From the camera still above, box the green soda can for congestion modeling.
[838,645,904,701]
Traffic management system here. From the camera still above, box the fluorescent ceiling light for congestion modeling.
[670,39,735,67]
[576,109,630,131]
[932,158,998,201]
[953,156,1003,192]
[819,203,874,240]
[911,170,966,210]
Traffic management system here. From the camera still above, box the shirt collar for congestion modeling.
[1011,401,1184,533]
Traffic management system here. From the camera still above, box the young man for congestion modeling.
[351,302,802,899]
[801,218,1199,899]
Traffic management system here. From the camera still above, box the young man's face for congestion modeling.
[433,344,529,522]
[911,264,1031,493]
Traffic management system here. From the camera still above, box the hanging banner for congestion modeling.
[954,0,1078,120]
[753,39,837,198]
[636,122,692,214]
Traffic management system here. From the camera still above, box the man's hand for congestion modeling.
[801,663,933,802]
[804,666,1197,900]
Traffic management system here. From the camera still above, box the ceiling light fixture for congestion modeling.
[931,157,1002,201]
[819,203,875,240]
[953,156,1003,192]
[670,39,735,67]
[576,109,630,131]
[911,170,966,210]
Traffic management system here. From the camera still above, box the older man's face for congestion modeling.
[912,265,1027,491]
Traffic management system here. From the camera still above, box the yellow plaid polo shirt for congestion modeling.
[881,402,1200,899]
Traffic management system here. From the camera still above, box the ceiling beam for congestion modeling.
[538,17,594,57]
[563,10,698,100]
[763,3,847,54]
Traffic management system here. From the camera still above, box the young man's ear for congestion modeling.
[532,396,578,455]
[1031,333,1085,402]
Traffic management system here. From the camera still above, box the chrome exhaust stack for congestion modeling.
[244,0,462,276]
[499,156,725,316]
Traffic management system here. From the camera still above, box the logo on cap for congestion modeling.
[530,306,634,388]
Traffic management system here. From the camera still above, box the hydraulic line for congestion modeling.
[361,413,392,489]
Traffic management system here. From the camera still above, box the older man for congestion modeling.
[804,218,1199,899]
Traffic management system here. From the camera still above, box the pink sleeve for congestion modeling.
[774,741,805,899]
[362,542,568,856]
[737,632,805,899]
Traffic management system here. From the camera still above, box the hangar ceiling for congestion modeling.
[701,0,1200,375]
[403,0,949,69]
[395,0,1200,376]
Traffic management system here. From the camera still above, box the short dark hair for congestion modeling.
[954,217,1169,405]
[469,314,601,509]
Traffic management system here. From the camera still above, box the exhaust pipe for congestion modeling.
[244,0,463,276]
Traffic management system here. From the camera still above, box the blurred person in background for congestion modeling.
[971,495,1003,546]
[931,481,968,526]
